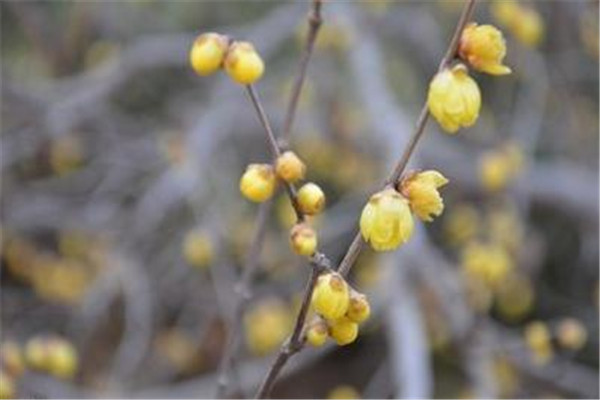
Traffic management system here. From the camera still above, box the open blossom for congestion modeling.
[401,170,449,222]
[360,188,414,251]
[459,23,511,75]
[427,64,481,133]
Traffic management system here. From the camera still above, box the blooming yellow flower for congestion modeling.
[239,164,276,203]
[297,182,326,216]
[289,223,317,256]
[224,41,264,84]
[359,188,414,251]
[275,151,306,183]
[427,64,481,133]
[311,272,350,321]
[329,317,359,346]
[306,318,329,347]
[461,241,513,288]
[189,32,228,76]
[401,170,449,222]
[459,23,511,75]
[346,291,371,324]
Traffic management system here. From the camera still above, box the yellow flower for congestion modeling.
[46,339,78,379]
[289,223,317,256]
[311,272,350,320]
[275,151,306,183]
[329,317,359,346]
[346,291,371,324]
[0,342,24,378]
[490,1,544,48]
[556,318,587,351]
[401,170,449,222]
[0,370,14,400]
[359,188,414,251]
[189,32,228,76]
[494,273,534,322]
[461,241,513,288]
[224,41,264,85]
[327,385,361,399]
[443,203,480,246]
[427,64,481,133]
[25,337,49,371]
[244,300,291,356]
[459,23,511,75]
[182,230,213,269]
[479,151,512,192]
[297,182,326,216]
[239,164,276,203]
[306,318,329,347]
[524,321,553,365]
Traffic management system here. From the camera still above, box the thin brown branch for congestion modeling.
[281,0,323,143]
[337,0,477,277]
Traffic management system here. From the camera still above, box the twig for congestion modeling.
[337,0,476,277]
[281,0,323,143]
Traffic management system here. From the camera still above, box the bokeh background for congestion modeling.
[1,1,598,399]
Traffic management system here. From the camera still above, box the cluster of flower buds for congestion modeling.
[359,170,448,252]
[306,272,371,347]
[427,22,511,134]
[189,32,264,84]
[24,336,78,379]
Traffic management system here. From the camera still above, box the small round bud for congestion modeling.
[182,229,214,269]
[244,299,291,356]
[311,272,350,320]
[427,64,481,134]
[346,291,371,324]
[306,318,329,347]
[524,321,553,365]
[297,182,325,216]
[189,32,228,76]
[224,41,264,84]
[24,337,49,371]
[329,317,359,346]
[359,188,414,251]
[0,342,24,378]
[479,151,512,192]
[556,318,587,351]
[239,164,276,203]
[461,241,513,288]
[401,170,449,222]
[275,151,306,183]
[289,223,317,256]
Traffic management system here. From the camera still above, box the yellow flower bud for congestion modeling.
[329,317,359,346]
[479,151,512,192]
[311,272,350,320]
[239,163,276,203]
[46,339,78,379]
[401,170,449,222]
[459,23,511,75]
[306,318,329,347]
[327,385,361,399]
[346,291,371,324]
[524,321,553,365]
[297,182,325,216]
[0,342,24,378]
[244,299,291,356]
[427,64,481,134]
[0,370,14,400]
[443,203,480,246]
[511,6,544,48]
[25,337,49,371]
[461,241,513,288]
[275,151,306,183]
[556,318,587,351]
[494,273,534,322]
[359,188,414,251]
[289,223,317,256]
[182,229,213,269]
[224,41,264,85]
[189,32,228,76]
